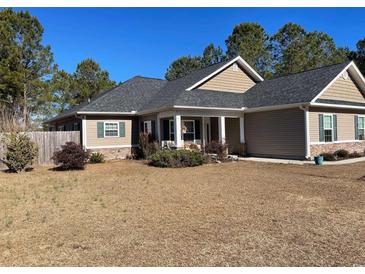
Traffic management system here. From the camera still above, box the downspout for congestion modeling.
[299,104,311,160]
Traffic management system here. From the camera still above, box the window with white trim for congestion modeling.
[169,120,174,141]
[73,122,80,131]
[182,120,195,141]
[323,114,333,142]
[357,116,365,140]
[57,125,65,131]
[144,121,152,134]
[104,122,119,137]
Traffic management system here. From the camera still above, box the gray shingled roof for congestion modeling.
[47,59,352,123]
[242,61,351,108]
[47,76,167,122]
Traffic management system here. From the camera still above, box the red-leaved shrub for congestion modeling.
[52,142,89,170]
[205,141,229,161]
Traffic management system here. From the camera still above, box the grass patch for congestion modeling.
[0,160,364,266]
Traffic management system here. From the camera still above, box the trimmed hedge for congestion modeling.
[148,150,205,168]
[333,149,350,159]
[349,151,362,158]
[320,152,336,161]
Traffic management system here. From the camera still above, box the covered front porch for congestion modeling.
[154,110,245,155]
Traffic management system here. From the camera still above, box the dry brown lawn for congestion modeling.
[0,160,364,266]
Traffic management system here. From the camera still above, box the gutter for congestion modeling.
[173,105,246,111]
[76,111,137,115]
[45,111,137,124]
[309,102,365,110]
[244,103,309,113]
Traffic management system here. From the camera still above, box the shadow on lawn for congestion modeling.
[1,167,34,173]
[48,166,85,172]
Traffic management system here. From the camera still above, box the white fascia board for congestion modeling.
[186,56,264,91]
[350,62,365,90]
[309,102,365,110]
[311,61,357,103]
[137,106,172,115]
[173,105,245,111]
[244,103,308,113]
[237,56,264,82]
[77,111,137,115]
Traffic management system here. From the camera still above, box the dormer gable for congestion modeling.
[186,56,263,94]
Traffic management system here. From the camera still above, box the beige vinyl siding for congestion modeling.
[245,108,305,159]
[308,107,365,143]
[319,75,365,103]
[198,63,256,93]
[86,117,132,147]
[225,118,240,154]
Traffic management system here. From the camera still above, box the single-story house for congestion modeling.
[46,55,365,160]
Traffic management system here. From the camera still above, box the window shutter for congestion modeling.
[355,115,359,140]
[119,122,125,137]
[97,122,104,138]
[319,114,324,142]
[333,115,337,141]
[195,119,201,140]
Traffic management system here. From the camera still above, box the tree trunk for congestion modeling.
[23,84,27,131]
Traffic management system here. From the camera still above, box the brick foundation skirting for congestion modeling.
[88,147,134,160]
[310,141,365,157]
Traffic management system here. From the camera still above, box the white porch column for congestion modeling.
[174,114,182,148]
[218,116,226,143]
[82,116,87,148]
[202,116,206,147]
[156,113,160,143]
[304,107,311,159]
[239,116,245,144]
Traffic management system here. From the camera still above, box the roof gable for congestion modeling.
[313,61,365,104]
[186,56,263,91]
[242,61,352,108]
[197,62,256,93]
[318,73,365,104]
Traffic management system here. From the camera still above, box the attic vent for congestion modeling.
[232,63,239,72]
[342,71,349,80]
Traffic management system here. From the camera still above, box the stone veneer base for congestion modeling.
[310,141,365,157]
[88,147,134,160]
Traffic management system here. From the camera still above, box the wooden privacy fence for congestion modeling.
[0,131,80,166]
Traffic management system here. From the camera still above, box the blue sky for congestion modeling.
[16,8,365,82]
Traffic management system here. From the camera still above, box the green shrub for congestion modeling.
[1,133,38,173]
[320,152,336,161]
[349,151,363,158]
[188,143,200,151]
[333,149,350,159]
[52,142,89,170]
[148,149,205,168]
[138,132,159,159]
[89,152,105,164]
[205,141,229,161]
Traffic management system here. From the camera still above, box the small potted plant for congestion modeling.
[314,155,324,165]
